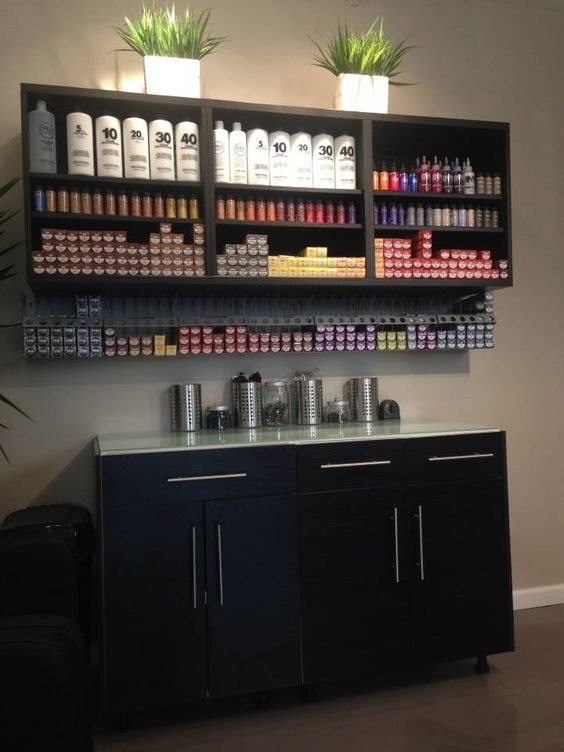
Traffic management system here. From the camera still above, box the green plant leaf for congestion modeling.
[115,3,227,59]
[310,17,417,83]
[0,394,34,422]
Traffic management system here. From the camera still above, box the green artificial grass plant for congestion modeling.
[115,3,227,59]
[0,176,32,462]
[311,18,416,84]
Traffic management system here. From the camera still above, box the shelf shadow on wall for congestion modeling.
[29,442,97,515]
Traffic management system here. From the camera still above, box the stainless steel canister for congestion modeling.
[170,383,202,432]
[349,376,379,422]
[233,382,263,428]
[294,378,323,425]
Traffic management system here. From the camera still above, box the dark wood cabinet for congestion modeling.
[99,449,301,713]
[101,495,207,712]
[300,487,409,683]
[205,494,301,697]
[97,429,514,713]
[406,479,514,663]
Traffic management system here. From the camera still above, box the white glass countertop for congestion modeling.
[95,421,501,456]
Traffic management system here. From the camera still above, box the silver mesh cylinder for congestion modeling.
[234,382,263,428]
[170,384,202,432]
[295,379,323,425]
[350,377,379,422]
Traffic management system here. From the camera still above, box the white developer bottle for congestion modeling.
[213,120,230,183]
[175,121,200,182]
[334,134,356,189]
[229,122,247,184]
[247,128,269,185]
[269,130,290,186]
[66,112,94,176]
[148,118,175,181]
[312,133,335,188]
[29,100,57,174]
[290,132,313,187]
[95,115,123,178]
[122,116,150,179]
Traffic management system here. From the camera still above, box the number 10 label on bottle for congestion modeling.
[334,134,356,189]
[312,134,335,188]
[149,119,175,180]
[95,116,123,178]
[269,130,290,186]
[175,121,200,182]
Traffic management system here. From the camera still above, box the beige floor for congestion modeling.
[96,604,564,752]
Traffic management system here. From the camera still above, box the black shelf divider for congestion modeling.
[214,183,362,196]
[373,225,504,233]
[29,173,203,191]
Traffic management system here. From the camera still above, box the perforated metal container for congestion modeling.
[349,377,379,422]
[233,382,263,428]
[170,383,202,432]
[294,378,323,425]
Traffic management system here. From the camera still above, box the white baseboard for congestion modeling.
[513,584,564,610]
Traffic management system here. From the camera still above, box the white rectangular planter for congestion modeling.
[335,74,389,114]
[144,56,201,98]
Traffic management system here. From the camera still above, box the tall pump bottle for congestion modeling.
[442,156,453,193]
[29,100,57,173]
[229,122,247,184]
[95,115,123,178]
[419,156,431,193]
[431,156,442,193]
[123,116,150,179]
[213,120,230,182]
[66,111,94,176]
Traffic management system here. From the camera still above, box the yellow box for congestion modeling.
[154,345,166,356]
[165,345,177,356]
[154,335,166,346]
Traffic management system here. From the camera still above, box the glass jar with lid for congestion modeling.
[326,399,351,425]
[262,380,290,426]
[205,405,232,430]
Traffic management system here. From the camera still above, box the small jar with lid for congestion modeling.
[206,405,232,430]
[326,399,351,425]
[262,380,290,426]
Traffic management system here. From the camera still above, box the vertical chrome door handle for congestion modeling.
[393,507,400,583]
[191,525,197,609]
[416,505,425,581]
[216,523,224,606]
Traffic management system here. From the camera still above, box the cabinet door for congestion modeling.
[408,479,514,663]
[102,496,207,712]
[299,488,410,684]
[205,494,301,698]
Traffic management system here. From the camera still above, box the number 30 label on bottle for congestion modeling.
[318,144,333,157]
[155,131,172,145]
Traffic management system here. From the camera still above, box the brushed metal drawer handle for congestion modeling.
[428,453,494,462]
[167,472,248,483]
[320,460,392,470]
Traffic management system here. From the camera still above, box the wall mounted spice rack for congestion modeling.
[21,83,512,295]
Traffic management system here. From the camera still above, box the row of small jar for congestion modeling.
[374,203,501,229]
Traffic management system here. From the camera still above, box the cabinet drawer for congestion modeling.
[404,432,505,484]
[297,440,402,493]
[101,446,296,505]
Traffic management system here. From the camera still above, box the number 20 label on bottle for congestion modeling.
[312,134,335,188]
[149,119,175,180]
[290,132,313,187]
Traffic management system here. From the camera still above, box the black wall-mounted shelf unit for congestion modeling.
[21,83,512,296]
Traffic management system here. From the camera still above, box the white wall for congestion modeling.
[0,0,563,593]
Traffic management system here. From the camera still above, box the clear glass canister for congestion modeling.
[205,405,232,430]
[326,399,351,425]
[262,380,290,426]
